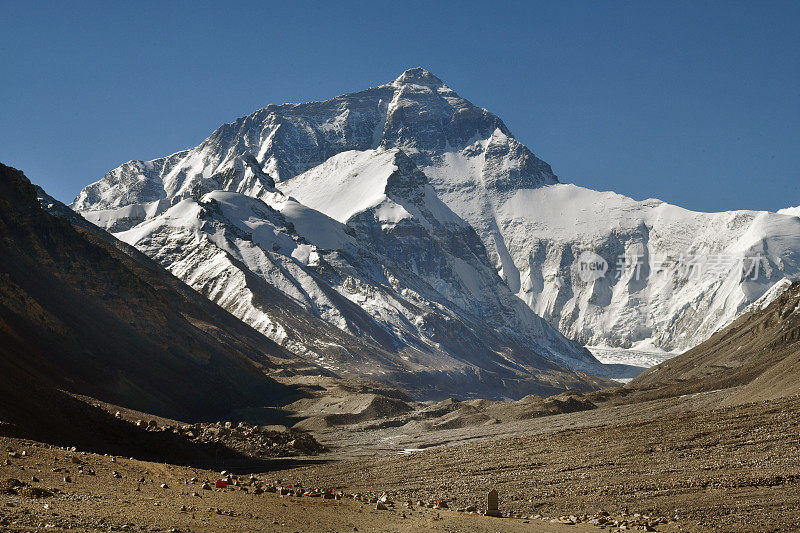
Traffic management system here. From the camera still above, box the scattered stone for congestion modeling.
[1,478,25,495]
[18,486,53,498]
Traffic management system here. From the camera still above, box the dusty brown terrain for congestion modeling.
[4,387,798,531]
[0,436,595,532]
[287,391,800,532]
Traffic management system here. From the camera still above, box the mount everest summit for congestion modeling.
[72,68,800,396]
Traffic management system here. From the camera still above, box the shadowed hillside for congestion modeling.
[630,280,800,403]
[0,163,304,444]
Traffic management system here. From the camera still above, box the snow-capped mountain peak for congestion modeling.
[71,68,554,214]
[71,69,800,394]
[392,67,447,89]
[72,72,611,398]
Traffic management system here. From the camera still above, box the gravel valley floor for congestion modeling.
[3,389,800,531]
[0,437,593,533]
[286,391,800,532]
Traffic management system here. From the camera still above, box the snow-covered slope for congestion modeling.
[278,148,580,358]
[72,68,552,217]
[481,184,800,350]
[72,67,800,375]
[74,124,612,398]
[778,205,800,218]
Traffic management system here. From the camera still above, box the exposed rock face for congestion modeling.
[72,68,553,218]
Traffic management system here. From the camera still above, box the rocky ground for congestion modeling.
[2,383,799,531]
[0,437,593,532]
[128,418,326,458]
[286,391,800,532]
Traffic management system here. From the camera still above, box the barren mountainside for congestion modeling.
[630,278,800,403]
[0,162,300,440]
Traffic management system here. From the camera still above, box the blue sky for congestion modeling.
[1,1,798,211]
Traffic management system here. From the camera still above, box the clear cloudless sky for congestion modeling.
[1,1,798,211]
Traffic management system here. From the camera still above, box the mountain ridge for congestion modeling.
[71,68,554,213]
[69,68,800,392]
[75,68,800,356]
[97,150,614,399]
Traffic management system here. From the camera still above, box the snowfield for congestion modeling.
[430,177,800,351]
